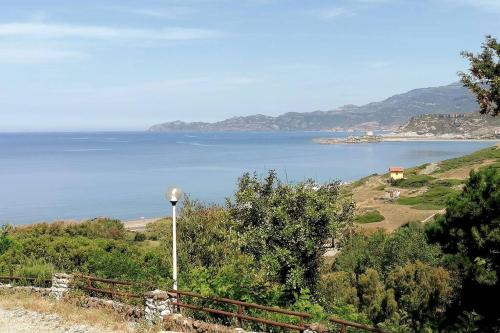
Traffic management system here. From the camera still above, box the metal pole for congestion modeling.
[172,203,177,291]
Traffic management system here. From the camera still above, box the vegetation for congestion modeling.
[433,145,500,173]
[459,35,500,117]
[391,174,433,188]
[0,158,498,332]
[397,185,458,210]
[354,210,385,224]
[426,166,500,332]
[321,222,451,331]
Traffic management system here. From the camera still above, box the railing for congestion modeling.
[167,289,311,331]
[77,274,143,300]
[329,318,390,333]
[0,275,52,287]
[74,274,390,333]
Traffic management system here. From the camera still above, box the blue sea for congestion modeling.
[0,131,494,224]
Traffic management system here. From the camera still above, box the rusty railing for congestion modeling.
[0,275,52,287]
[74,274,390,333]
[167,289,311,331]
[77,274,143,300]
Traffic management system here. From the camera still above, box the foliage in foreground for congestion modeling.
[321,222,451,332]
[426,166,500,332]
[0,166,498,332]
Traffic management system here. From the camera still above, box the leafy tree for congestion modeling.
[358,269,386,322]
[459,35,500,116]
[426,166,500,331]
[227,170,355,296]
[319,271,359,308]
[334,223,442,279]
[386,261,452,332]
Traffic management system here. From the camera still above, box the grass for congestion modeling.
[355,210,385,224]
[397,186,458,210]
[392,174,434,188]
[15,258,54,287]
[434,146,500,173]
[350,173,378,188]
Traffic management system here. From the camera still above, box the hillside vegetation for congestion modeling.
[350,144,500,231]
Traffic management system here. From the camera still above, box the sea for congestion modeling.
[0,131,495,225]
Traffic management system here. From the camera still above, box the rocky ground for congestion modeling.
[0,307,123,333]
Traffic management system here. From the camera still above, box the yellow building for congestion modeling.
[389,167,404,180]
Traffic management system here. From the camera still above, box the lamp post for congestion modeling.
[166,186,183,291]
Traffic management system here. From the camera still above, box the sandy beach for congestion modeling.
[122,217,162,232]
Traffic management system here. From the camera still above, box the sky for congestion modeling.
[0,0,499,131]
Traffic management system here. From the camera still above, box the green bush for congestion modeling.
[133,232,146,241]
[16,257,54,286]
[354,210,384,224]
[392,174,434,188]
[397,186,458,210]
[435,146,500,173]
[144,219,170,240]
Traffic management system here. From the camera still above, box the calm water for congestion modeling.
[0,131,494,224]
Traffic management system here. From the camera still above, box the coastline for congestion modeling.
[122,217,161,231]
[315,136,500,144]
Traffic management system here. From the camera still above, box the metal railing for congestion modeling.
[167,289,312,331]
[64,274,390,333]
[77,274,143,300]
[0,275,52,287]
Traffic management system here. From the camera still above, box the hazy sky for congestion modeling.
[1,0,499,131]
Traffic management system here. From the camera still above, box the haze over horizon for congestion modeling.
[1,0,499,131]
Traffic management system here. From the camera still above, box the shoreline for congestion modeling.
[315,136,500,144]
[122,217,162,231]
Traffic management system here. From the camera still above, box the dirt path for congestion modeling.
[0,307,121,333]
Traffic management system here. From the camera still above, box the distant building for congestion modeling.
[366,130,374,136]
[389,167,404,180]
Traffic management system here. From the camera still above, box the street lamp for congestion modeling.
[166,186,183,291]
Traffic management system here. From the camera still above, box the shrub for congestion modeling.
[354,210,384,224]
[133,232,146,241]
[392,174,433,188]
[397,186,458,210]
[16,257,54,286]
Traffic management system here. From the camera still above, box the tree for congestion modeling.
[386,261,452,332]
[227,170,354,297]
[459,35,500,116]
[426,166,500,332]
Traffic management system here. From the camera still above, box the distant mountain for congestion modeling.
[397,112,500,138]
[148,83,478,132]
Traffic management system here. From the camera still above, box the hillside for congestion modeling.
[149,83,477,132]
[350,144,500,232]
[397,112,500,138]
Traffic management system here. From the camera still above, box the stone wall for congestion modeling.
[144,289,174,323]
[82,296,143,321]
[0,284,51,296]
[49,273,73,299]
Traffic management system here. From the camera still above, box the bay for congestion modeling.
[0,131,494,224]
